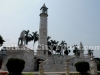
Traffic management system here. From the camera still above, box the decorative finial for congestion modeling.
[80,41,83,49]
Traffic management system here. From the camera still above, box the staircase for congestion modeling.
[43,56,67,72]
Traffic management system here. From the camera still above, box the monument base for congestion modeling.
[1,50,34,72]
[37,50,48,59]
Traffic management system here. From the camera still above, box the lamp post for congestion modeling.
[65,59,70,75]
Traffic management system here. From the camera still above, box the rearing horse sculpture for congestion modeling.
[18,30,26,46]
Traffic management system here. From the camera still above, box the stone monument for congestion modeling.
[90,56,98,75]
[0,4,98,73]
[1,31,35,72]
[37,4,48,58]
[18,30,26,47]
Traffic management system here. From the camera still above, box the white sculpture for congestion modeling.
[18,30,26,47]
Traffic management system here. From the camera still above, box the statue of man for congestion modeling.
[18,30,26,46]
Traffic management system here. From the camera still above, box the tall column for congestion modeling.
[37,4,48,57]
[39,14,48,46]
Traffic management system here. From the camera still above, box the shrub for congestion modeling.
[6,58,25,75]
[97,63,100,71]
[75,61,89,75]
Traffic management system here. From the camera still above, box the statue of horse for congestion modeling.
[18,30,26,47]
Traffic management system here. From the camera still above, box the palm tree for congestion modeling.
[73,45,80,56]
[64,46,71,55]
[60,40,67,45]
[47,36,52,55]
[50,40,59,54]
[0,35,5,47]
[32,31,39,46]
[24,30,34,45]
[47,36,51,41]
[47,36,51,49]
[59,40,67,55]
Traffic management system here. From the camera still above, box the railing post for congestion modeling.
[65,60,70,75]
[90,56,98,75]
[39,61,44,75]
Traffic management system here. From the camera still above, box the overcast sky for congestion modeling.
[0,0,100,57]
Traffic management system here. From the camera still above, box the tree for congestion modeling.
[25,30,30,45]
[32,31,39,46]
[73,45,80,56]
[59,40,67,55]
[64,46,71,55]
[50,40,59,54]
[47,36,52,55]
[97,63,100,71]
[75,61,89,75]
[95,58,100,63]
[60,40,67,48]
[47,36,51,49]
[95,58,100,71]
[6,58,25,75]
[24,30,35,45]
[0,35,5,47]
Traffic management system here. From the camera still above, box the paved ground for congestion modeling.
[0,69,79,74]
[1,69,99,75]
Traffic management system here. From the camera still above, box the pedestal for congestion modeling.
[65,61,70,75]
[37,50,48,58]
[1,50,34,72]
[90,56,98,75]
[39,61,44,75]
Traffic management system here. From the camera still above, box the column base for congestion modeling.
[37,50,48,58]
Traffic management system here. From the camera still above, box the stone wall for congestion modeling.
[1,50,34,72]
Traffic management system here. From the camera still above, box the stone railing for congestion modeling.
[34,52,37,55]
[43,59,49,68]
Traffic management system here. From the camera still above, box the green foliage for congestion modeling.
[75,61,89,75]
[95,58,100,63]
[97,63,100,71]
[32,31,39,44]
[0,35,5,46]
[64,46,70,55]
[6,58,25,75]
[73,45,80,56]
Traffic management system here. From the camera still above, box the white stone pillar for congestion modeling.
[90,56,98,75]
[65,60,70,75]
[38,4,48,58]
[39,61,44,75]
[39,15,47,45]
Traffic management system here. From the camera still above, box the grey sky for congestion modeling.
[0,0,100,57]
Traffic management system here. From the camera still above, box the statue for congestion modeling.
[18,30,26,47]
[88,49,93,56]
